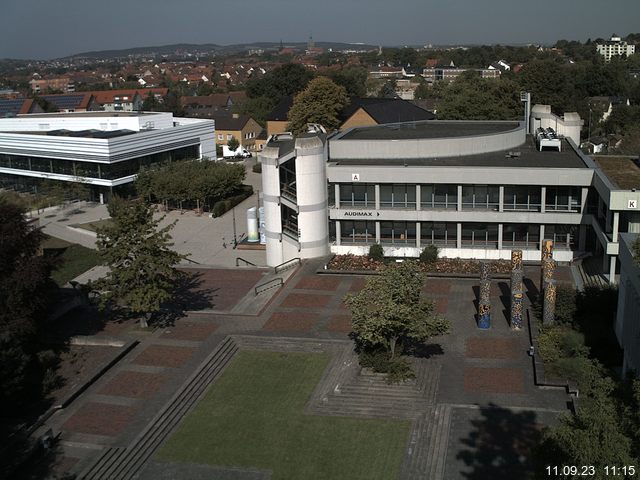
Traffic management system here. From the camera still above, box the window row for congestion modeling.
[332,184,582,212]
[337,221,576,249]
[0,146,199,181]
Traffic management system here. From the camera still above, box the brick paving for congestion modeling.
[44,260,573,480]
[179,268,265,311]
[131,345,197,368]
[465,338,520,360]
[463,367,526,394]
[62,402,139,437]
[263,311,320,332]
[99,371,170,399]
[160,321,218,341]
[280,292,332,308]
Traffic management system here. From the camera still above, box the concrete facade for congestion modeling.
[615,234,640,376]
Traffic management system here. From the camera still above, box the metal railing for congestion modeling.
[236,257,258,267]
[274,257,301,274]
[255,278,284,295]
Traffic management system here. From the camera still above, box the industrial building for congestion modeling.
[259,105,640,283]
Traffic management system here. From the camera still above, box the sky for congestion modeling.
[2,0,639,60]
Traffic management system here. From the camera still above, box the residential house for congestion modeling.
[38,93,100,113]
[213,113,263,151]
[0,98,43,117]
[597,35,636,62]
[181,92,247,118]
[29,76,75,93]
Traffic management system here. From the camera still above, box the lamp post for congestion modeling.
[232,206,238,248]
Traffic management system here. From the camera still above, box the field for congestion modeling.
[158,351,410,480]
[43,236,100,285]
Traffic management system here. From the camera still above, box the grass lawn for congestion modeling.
[157,351,410,480]
[72,218,112,232]
[43,236,100,286]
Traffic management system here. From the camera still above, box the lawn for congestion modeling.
[43,236,100,286]
[157,351,410,480]
[72,218,112,232]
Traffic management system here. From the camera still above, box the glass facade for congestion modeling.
[504,186,541,211]
[420,222,457,246]
[421,184,457,209]
[461,223,499,247]
[545,187,581,212]
[379,184,416,209]
[502,223,540,247]
[380,221,416,244]
[339,183,375,207]
[0,145,199,182]
[340,221,376,244]
[462,185,500,210]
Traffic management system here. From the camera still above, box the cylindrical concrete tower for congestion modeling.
[295,136,329,259]
[260,144,284,267]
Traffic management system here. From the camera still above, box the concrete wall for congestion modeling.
[530,105,583,146]
[330,122,525,159]
[615,234,640,376]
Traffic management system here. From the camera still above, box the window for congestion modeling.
[504,186,541,211]
[218,134,224,140]
[227,134,233,141]
[544,225,577,250]
[339,183,375,207]
[502,224,540,247]
[420,222,457,246]
[462,185,499,210]
[421,184,457,209]
[545,187,581,212]
[380,221,416,244]
[379,184,416,209]
[340,221,376,244]
[461,223,498,247]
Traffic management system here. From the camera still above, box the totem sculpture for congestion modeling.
[478,261,491,329]
[510,249,524,330]
[540,239,554,291]
[543,279,557,325]
[542,258,556,289]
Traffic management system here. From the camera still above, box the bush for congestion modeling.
[419,245,439,264]
[358,349,415,384]
[211,185,254,218]
[368,243,384,261]
[252,162,262,173]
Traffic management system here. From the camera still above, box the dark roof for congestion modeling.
[266,96,435,125]
[0,98,38,117]
[266,96,293,121]
[212,114,252,130]
[40,93,95,111]
[330,136,588,169]
[340,120,518,141]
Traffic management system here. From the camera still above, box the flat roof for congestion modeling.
[5,129,139,139]
[330,136,588,169]
[18,111,158,118]
[339,120,521,141]
[594,156,640,190]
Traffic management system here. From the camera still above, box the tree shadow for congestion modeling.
[456,404,542,480]
[403,338,445,358]
[154,271,217,327]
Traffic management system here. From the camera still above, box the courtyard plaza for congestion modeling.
[36,255,573,480]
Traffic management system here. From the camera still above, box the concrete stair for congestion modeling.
[577,256,608,289]
[400,404,452,480]
[79,337,239,480]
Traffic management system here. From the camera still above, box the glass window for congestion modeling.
[380,221,415,244]
[502,223,540,247]
[339,183,375,207]
[546,187,581,212]
[461,185,499,210]
[504,186,541,211]
[31,157,52,173]
[379,184,416,209]
[421,222,456,246]
[461,223,498,247]
[544,225,577,250]
[340,221,376,244]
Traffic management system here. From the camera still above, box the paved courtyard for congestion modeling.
[40,259,572,480]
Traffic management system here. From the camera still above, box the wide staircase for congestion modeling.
[577,255,609,289]
[79,337,239,480]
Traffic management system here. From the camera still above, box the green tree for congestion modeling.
[93,198,186,327]
[345,261,449,358]
[245,63,314,101]
[287,76,349,134]
[227,136,240,151]
[327,66,368,97]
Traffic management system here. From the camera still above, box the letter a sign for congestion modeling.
[352,173,360,182]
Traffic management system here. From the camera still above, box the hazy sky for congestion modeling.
[2,0,639,59]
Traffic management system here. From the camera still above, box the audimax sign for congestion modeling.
[343,211,380,217]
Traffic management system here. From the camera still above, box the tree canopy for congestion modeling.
[287,76,349,134]
[93,198,185,327]
[345,261,450,358]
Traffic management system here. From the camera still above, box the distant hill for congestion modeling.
[64,41,379,60]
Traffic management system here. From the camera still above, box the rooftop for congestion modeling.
[7,129,138,139]
[330,136,588,169]
[339,120,520,141]
[594,156,640,190]
[19,111,158,118]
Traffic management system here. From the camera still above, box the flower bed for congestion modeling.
[327,254,511,275]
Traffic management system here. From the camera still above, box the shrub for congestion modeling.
[211,185,254,218]
[358,349,415,384]
[419,245,439,264]
[368,243,384,261]
[252,162,262,173]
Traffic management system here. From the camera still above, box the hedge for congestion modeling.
[212,185,254,218]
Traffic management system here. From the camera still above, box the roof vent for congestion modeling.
[505,151,521,158]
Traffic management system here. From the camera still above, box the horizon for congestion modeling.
[2,0,639,60]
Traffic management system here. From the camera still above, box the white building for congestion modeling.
[259,106,640,283]
[0,111,215,202]
[597,35,636,62]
